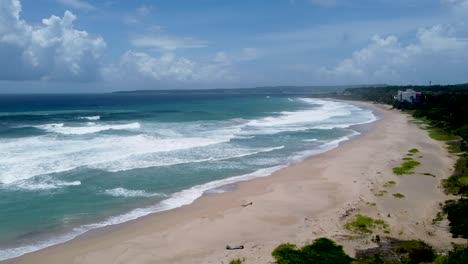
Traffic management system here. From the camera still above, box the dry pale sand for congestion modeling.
[8,101,465,264]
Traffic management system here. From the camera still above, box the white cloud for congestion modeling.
[110,51,230,83]
[213,48,260,65]
[131,35,207,51]
[124,5,153,25]
[320,25,468,84]
[0,0,106,81]
[57,0,95,11]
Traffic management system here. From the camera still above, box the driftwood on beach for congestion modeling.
[226,245,244,250]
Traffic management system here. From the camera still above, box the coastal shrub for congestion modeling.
[392,193,405,198]
[272,238,353,264]
[395,240,436,264]
[393,160,421,175]
[443,199,468,238]
[443,156,468,196]
[344,214,388,234]
[434,244,468,264]
[355,239,437,264]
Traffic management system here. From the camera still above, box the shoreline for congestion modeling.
[7,101,462,264]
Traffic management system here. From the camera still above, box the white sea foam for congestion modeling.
[12,180,81,191]
[240,98,375,135]
[0,165,287,261]
[93,146,285,172]
[35,122,140,135]
[0,134,232,185]
[78,116,101,121]
[103,188,166,198]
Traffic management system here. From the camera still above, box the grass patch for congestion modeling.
[393,193,406,198]
[383,181,396,188]
[375,190,388,197]
[428,129,460,141]
[272,238,353,264]
[421,172,436,177]
[229,258,244,264]
[402,157,413,161]
[344,214,388,234]
[409,148,419,153]
[393,160,421,175]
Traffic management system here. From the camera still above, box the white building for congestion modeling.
[397,89,422,103]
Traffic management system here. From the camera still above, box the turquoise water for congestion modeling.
[0,94,375,260]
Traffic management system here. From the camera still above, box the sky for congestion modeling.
[0,0,467,93]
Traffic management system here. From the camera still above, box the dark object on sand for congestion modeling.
[226,245,244,250]
[242,202,253,207]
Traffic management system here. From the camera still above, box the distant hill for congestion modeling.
[113,85,388,95]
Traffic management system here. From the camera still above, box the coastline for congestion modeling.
[7,101,461,263]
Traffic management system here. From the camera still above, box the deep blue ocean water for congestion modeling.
[0,93,376,260]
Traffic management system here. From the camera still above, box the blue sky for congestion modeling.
[0,0,467,92]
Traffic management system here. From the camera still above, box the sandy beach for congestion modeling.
[8,101,462,264]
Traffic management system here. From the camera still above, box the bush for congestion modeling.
[434,245,468,264]
[272,238,353,264]
[443,199,468,238]
[396,240,436,264]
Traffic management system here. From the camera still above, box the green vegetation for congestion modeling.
[443,156,468,196]
[402,157,413,161]
[271,238,353,264]
[229,258,244,264]
[375,190,388,197]
[434,245,468,264]
[422,172,436,177]
[268,237,465,264]
[344,214,388,234]
[443,199,468,238]
[383,181,396,188]
[428,129,460,141]
[393,160,421,175]
[392,193,405,198]
[408,149,419,153]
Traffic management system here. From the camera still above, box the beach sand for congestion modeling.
[8,101,463,264]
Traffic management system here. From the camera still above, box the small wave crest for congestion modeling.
[103,188,166,198]
[9,179,81,191]
[35,122,140,135]
[78,116,100,121]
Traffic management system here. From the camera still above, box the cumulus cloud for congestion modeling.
[0,0,106,81]
[109,51,229,83]
[320,25,468,84]
[57,0,95,11]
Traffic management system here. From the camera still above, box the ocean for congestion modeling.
[0,93,376,260]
